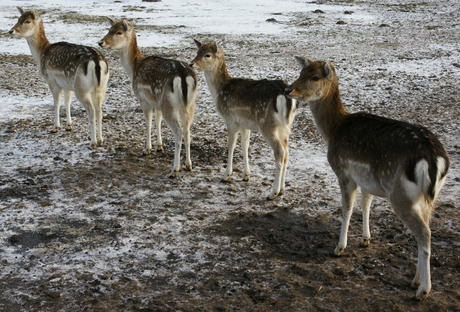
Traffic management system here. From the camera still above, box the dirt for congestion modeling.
[1,0,460,311]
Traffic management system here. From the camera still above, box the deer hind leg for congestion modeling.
[360,190,374,247]
[49,84,63,133]
[63,90,73,131]
[155,109,163,151]
[335,178,358,256]
[262,132,285,200]
[222,124,239,182]
[75,92,97,148]
[392,196,432,300]
[94,91,105,147]
[241,129,251,181]
[164,113,183,178]
[279,131,290,195]
[181,105,195,172]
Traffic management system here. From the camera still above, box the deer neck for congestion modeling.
[308,81,348,145]
[203,58,231,100]
[117,33,143,80]
[25,21,50,68]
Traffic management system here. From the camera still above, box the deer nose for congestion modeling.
[8,29,14,35]
[98,41,103,47]
[189,62,194,68]
[284,88,293,95]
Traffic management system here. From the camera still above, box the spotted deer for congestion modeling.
[190,40,297,200]
[285,57,449,300]
[9,7,109,148]
[99,18,197,177]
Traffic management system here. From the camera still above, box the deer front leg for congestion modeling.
[164,115,182,178]
[360,190,373,247]
[142,107,154,155]
[155,109,163,151]
[63,90,73,131]
[222,125,239,182]
[335,178,358,256]
[241,129,251,181]
[50,85,63,133]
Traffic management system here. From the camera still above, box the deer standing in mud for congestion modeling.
[285,57,449,300]
[190,40,297,200]
[9,7,109,148]
[99,18,197,177]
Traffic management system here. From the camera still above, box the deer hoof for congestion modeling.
[185,165,192,171]
[410,280,420,290]
[334,246,345,257]
[97,141,103,147]
[169,171,179,178]
[50,127,59,133]
[65,125,72,131]
[360,238,370,247]
[221,176,232,183]
[267,192,278,201]
[414,288,429,301]
[156,145,163,152]
[145,149,152,155]
[243,175,250,181]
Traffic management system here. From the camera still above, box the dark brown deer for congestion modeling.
[99,18,197,177]
[285,56,449,300]
[9,7,109,148]
[190,40,297,200]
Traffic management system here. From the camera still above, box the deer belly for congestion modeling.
[344,160,388,198]
[47,70,75,91]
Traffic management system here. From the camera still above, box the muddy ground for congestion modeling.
[1,0,460,311]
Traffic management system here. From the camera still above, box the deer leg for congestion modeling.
[142,106,154,155]
[262,133,285,200]
[240,129,251,181]
[63,90,73,131]
[164,114,183,178]
[155,109,163,151]
[392,197,432,300]
[222,124,239,182]
[49,85,63,133]
[279,134,290,195]
[182,106,194,171]
[335,178,358,256]
[95,96,103,147]
[360,190,374,247]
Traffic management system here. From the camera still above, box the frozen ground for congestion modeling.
[0,0,460,311]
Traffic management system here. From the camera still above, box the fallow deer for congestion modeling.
[99,18,197,177]
[9,7,109,148]
[285,57,449,300]
[190,40,297,200]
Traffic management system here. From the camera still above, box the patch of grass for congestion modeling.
[58,11,106,24]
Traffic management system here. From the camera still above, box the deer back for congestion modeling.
[41,42,108,88]
[133,56,197,105]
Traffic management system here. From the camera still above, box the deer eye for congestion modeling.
[25,20,31,24]
[116,31,122,35]
[205,54,211,58]
[311,76,320,82]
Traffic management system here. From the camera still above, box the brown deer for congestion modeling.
[285,56,449,300]
[99,18,197,177]
[190,40,297,200]
[9,7,109,148]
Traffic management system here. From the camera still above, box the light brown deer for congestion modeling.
[285,56,449,300]
[99,18,197,177]
[9,7,109,148]
[190,40,297,200]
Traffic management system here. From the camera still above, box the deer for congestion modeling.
[99,18,197,177]
[190,40,297,200]
[9,7,109,148]
[285,56,449,300]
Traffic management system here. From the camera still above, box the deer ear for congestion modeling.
[212,42,219,53]
[294,56,310,68]
[32,9,41,22]
[193,39,202,48]
[324,63,334,80]
[106,17,116,26]
[122,20,131,32]
[17,7,26,15]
